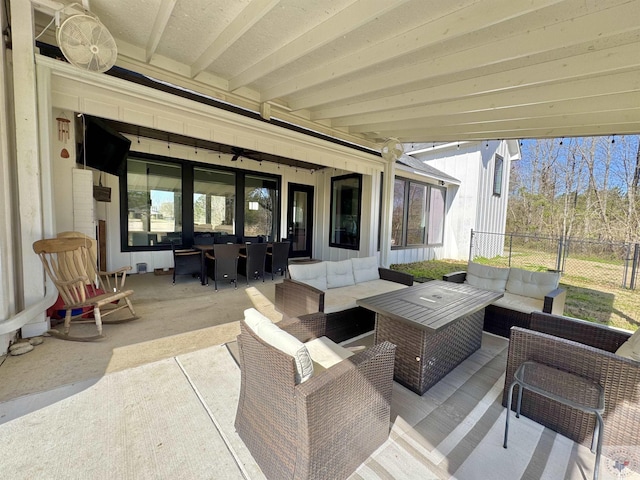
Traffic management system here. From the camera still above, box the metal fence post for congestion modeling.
[556,236,563,272]
[508,233,513,267]
[631,243,639,290]
[469,229,474,262]
[623,243,630,288]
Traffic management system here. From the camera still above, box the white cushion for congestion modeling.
[243,308,314,383]
[505,268,560,300]
[492,292,544,314]
[616,328,640,361]
[288,261,327,291]
[351,256,380,283]
[305,336,354,373]
[326,259,355,289]
[323,288,359,314]
[464,262,509,293]
[323,280,408,314]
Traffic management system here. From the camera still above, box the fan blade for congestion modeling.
[95,46,117,68]
[60,43,93,66]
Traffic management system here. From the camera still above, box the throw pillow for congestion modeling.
[505,268,560,300]
[243,308,314,383]
[326,259,355,288]
[351,256,380,283]
[465,262,509,292]
[288,261,328,291]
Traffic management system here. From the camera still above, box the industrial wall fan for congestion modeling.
[56,11,117,73]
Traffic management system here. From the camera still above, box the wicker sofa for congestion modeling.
[503,311,640,449]
[274,256,413,343]
[234,308,396,480]
[443,262,566,337]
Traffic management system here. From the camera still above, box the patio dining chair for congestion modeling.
[33,237,138,341]
[265,241,290,279]
[205,244,239,291]
[194,233,215,245]
[237,242,268,285]
[171,240,202,284]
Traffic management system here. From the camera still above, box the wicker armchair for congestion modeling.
[234,314,396,480]
[503,312,640,448]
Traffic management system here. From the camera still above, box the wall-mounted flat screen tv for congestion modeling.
[76,115,131,177]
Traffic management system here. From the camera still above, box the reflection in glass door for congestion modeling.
[287,184,313,258]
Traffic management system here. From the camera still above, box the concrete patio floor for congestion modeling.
[0,272,268,403]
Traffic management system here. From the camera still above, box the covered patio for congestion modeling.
[1,1,640,479]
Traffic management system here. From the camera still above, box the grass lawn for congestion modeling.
[391,259,639,332]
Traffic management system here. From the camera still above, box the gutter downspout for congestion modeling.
[0,280,58,336]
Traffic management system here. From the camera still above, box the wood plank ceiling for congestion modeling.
[33,0,640,151]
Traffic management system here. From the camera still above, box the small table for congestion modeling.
[357,281,502,394]
[504,361,605,480]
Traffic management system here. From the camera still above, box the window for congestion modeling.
[126,158,182,247]
[493,154,504,196]
[407,183,427,245]
[427,186,445,244]
[193,168,236,235]
[391,178,405,246]
[391,177,446,247]
[122,154,280,250]
[244,174,278,240]
[330,174,362,249]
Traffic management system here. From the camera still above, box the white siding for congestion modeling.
[411,140,516,261]
[416,144,481,260]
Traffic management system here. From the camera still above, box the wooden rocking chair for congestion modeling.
[56,231,132,297]
[33,237,139,341]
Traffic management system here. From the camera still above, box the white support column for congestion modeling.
[379,158,396,268]
[0,0,17,352]
[11,0,48,332]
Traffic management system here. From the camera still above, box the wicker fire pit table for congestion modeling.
[357,280,503,395]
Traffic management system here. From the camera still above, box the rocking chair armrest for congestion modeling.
[98,266,132,276]
[57,275,90,287]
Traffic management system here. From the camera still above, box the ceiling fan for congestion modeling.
[231,147,244,161]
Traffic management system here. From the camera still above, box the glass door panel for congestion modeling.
[287,184,313,258]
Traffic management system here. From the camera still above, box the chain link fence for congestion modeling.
[470,230,640,289]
